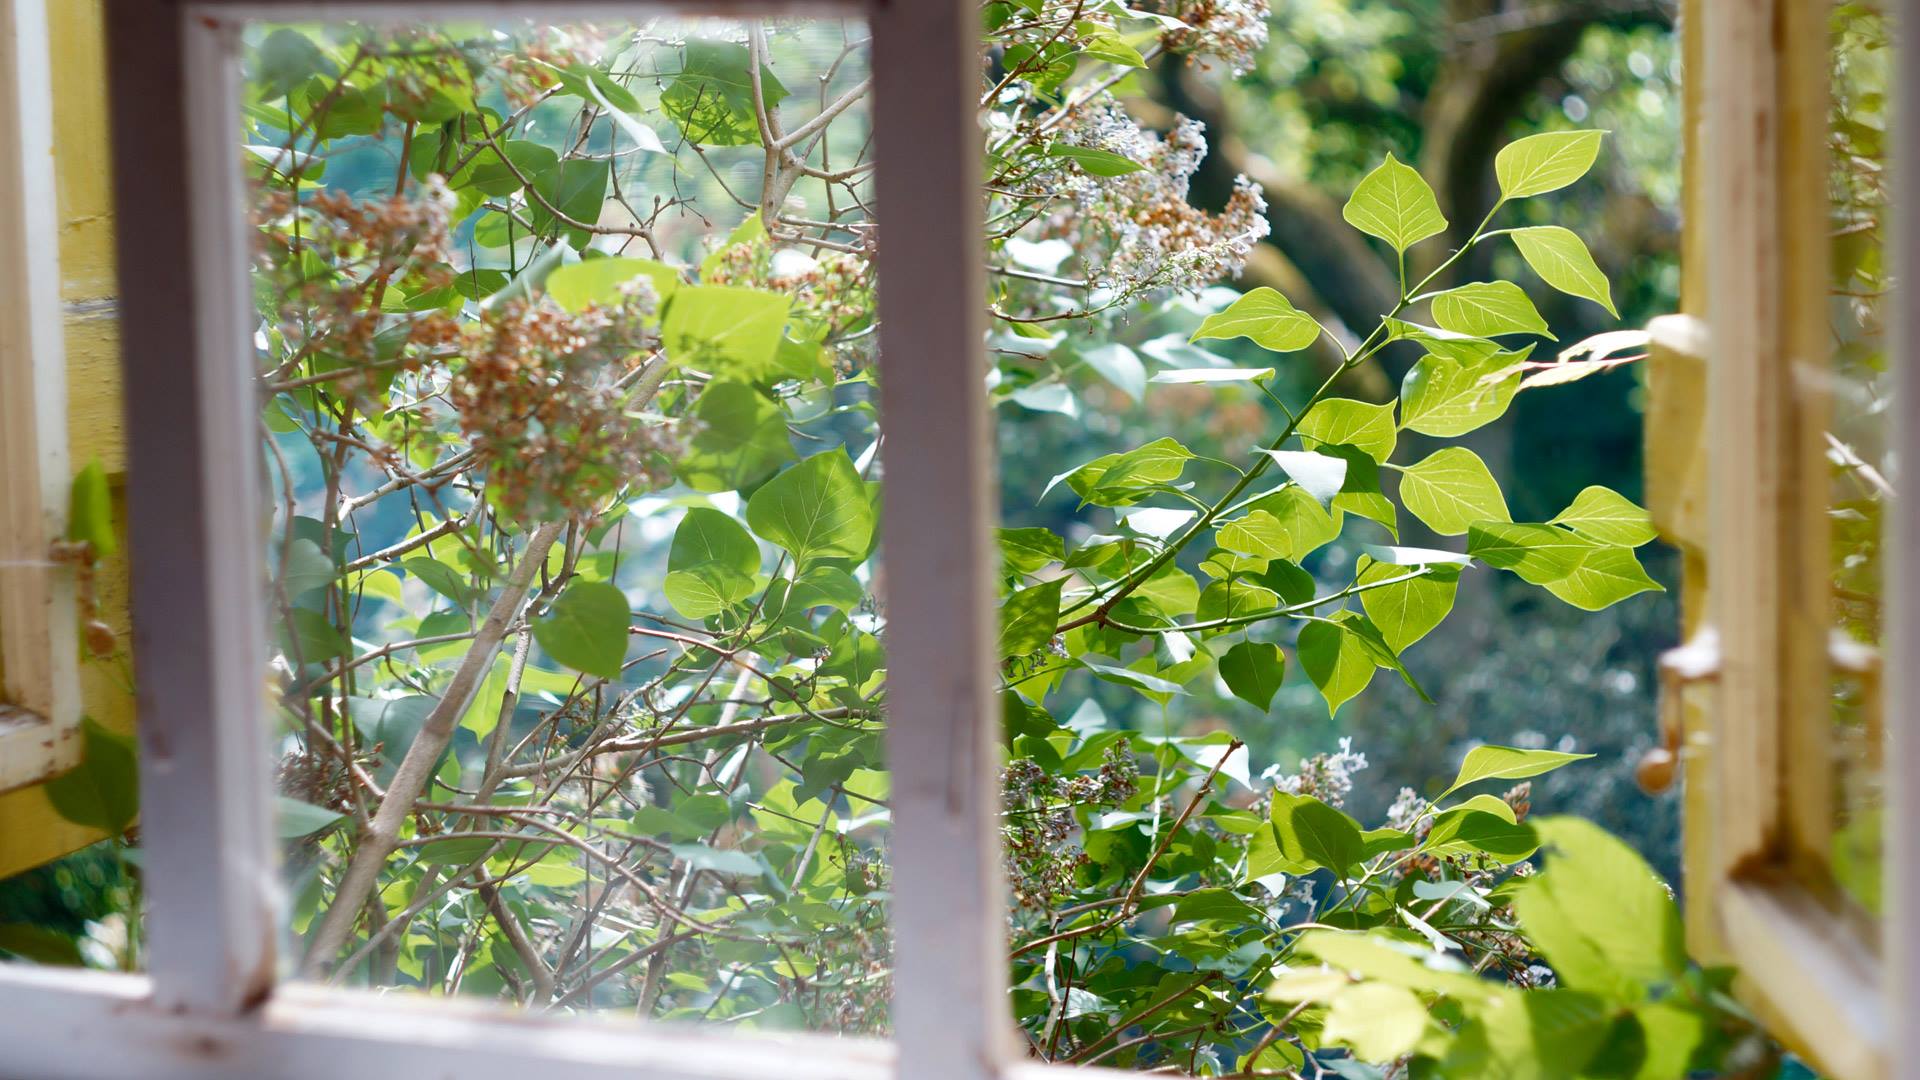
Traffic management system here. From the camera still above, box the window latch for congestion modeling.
[1640,626,1721,793]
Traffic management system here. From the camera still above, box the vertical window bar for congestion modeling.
[869,1,1012,1076]
[106,0,278,1012]
[1702,0,1786,878]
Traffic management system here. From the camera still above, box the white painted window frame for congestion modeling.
[0,1,1104,1077]
[0,0,81,795]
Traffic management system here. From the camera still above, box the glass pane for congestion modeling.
[248,18,889,1028]
[1825,0,1892,916]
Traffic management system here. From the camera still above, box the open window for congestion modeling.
[1646,0,1909,1074]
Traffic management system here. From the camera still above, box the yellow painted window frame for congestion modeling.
[1650,2,1913,1077]
[0,0,81,795]
[0,0,134,879]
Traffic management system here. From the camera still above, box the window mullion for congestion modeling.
[869,1,1013,1076]
[105,0,278,1014]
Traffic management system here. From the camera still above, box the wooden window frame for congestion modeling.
[1650,1,1919,1076]
[0,3,1094,1078]
[0,0,82,794]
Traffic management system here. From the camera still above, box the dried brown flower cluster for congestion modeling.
[1002,740,1140,911]
[450,288,679,521]
[253,177,461,380]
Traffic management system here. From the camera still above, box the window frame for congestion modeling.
[0,0,82,795]
[0,2,1053,1078]
[1657,0,1917,1074]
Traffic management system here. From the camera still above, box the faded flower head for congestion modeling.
[450,285,678,521]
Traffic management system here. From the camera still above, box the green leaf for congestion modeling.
[1358,559,1459,653]
[1001,578,1064,657]
[414,836,501,865]
[463,139,558,198]
[1269,790,1365,876]
[1343,153,1448,252]
[1398,448,1510,535]
[1219,640,1286,710]
[1398,348,1527,437]
[1446,990,1614,1079]
[1078,25,1147,67]
[277,796,346,839]
[661,42,789,146]
[280,538,336,598]
[663,565,754,619]
[1324,983,1431,1063]
[663,285,792,378]
[670,507,760,578]
[1466,522,1594,584]
[1422,807,1540,863]
[1298,619,1375,716]
[1053,437,1194,506]
[1513,817,1685,1001]
[254,27,334,98]
[998,527,1065,574]
[44,718,139,835]
[1196,580,1280,634]
[1541,543,1663,610]
[1548,486,1657,547]
[1317,443,1396,535]
[67,461,116,556]
[0,923,84,966]
[1428,281,1554,339]
[1188,287,1323,352]
[532,581,631,679]
[1046,143,1145,176]
[528,159,609,246]
[546,257,681,313]
[1171,887,1260,923]
[1257,450,1346,504]
[1495,130,1607,199]
[1298,398,1397,462]
[1441,745,1592,797]
[677,381,794,493]
[1246,485,1343,561]
[746,449,875,568]
[402,556,474,605]
[1216,510,1291,560]
[1296,929,1502,1003]
[671,843,764,877]
[1081,658,1189,696]
[1509,226,1617,317]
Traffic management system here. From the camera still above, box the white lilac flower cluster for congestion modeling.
[1157,0,1272,77]
[1054,100,1271,299]
[1266,736,1370,809]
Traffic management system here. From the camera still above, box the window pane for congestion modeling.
[1825,0,1892,917]
[249,18,890,1028]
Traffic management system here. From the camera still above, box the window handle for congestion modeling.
[1640,626,1721,793]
